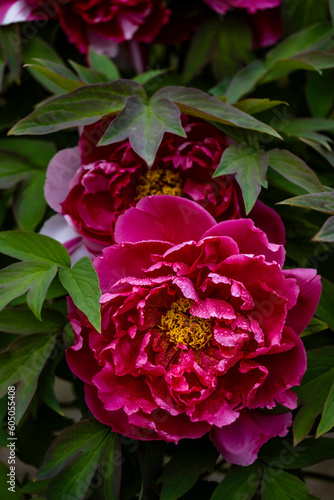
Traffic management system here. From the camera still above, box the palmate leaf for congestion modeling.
[268,149,324,194]
[37,419,121,500]
[293,347,334,443]
[9,80,145,135]
[213,144,269,213]
[0,231,71,266]
[279,191,334,213]
[260,437,334,469]
[0,333,57,422]
[0,262,58,320]
[0,232,101,329]
[261,468,318,500]
[99,95,186,166]
[158,439,218,500]
[155,87,281,139]
[211,462,262,500]
[59,257,102,333]
[313,216,334,242]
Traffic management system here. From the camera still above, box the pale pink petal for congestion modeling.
[114,195,216,245]
[283,268,322,335]
[210,409,292,466]
[44,147,81,212]
[0,1,37,25]
[40,214,92,264]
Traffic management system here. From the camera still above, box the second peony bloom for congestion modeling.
[42,115,285,259]
[66,195,321,466]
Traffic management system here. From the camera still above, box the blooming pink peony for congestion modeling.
[0,0,170,54]
[66,195,321,465]
[42,115,285,257]
[204,0,282,48]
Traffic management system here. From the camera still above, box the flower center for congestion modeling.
[160,298,212,350]
[136,168,183,200]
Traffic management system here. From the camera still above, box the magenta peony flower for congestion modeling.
[66,195,321,465]
[204,0,282,48]
[0,0,170,54]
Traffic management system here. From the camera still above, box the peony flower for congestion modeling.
[204,0,282,48]
[42,115,285,258]
[66,195,321,466]
[0,0,170,54]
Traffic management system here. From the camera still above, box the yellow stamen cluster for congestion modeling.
[136,168,183,200]
[160,298,212,350]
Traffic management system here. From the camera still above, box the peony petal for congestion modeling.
[203,218,285,266]
[283,268,322,335]
[40,214,92,264]
[248,200,286,245]
[0,1,37,25]
[114,195,216,245]
[44,147,81,212]
[210,409,292,466]
[94,240,172,292]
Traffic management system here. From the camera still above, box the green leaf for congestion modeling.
[331,0,334,25]
[282,0,330,34]
[266,22,333,68]
[0,138,56,168]
[211,462,262,500]
[24,64,84,92]
[301,317,329,337]
[0,24,21,83]
[234,99,286,115]
[99,95,186,166]
[293,347,334,443]
[158,440,219,500]
[156,86,281,139]
[37,419,121,500]
[38,347,64,416]
[69,59,108,84]
[279,191,334,213]
[88,48,120,80]
[261,468,318,500]
[59,257,101,333]
[317,381,334,435]
[133,68,171,89]
[213,144,269,213]
[0,262,58,320]
[225,60,267,104]
[0,462,25,500]
[0,231,71,267]
[13,171,47,231]
[211,14,253,80]
[0,307,64,334]
[306,70,334,117]
[313,216,334,241]
[268,149,324,194]
[260,437,334,469]
[0,333,57,422]
[0,148,37,188]
[182,18,219,83]
[316,277,334,331]
[9,80,145,135]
